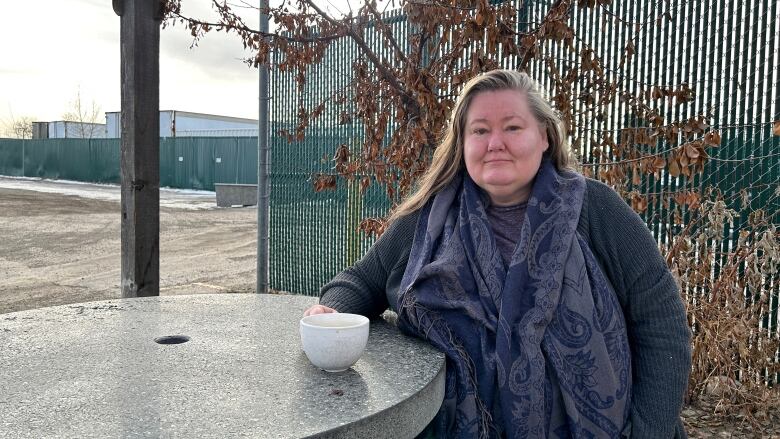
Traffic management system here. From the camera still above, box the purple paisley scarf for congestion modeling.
[397,161,631,438]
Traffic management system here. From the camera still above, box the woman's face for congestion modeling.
[463,89,549,206]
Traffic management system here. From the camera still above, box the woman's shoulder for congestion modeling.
[582,177,635,217]
[384,209,421,239]
[366,209,421,265]
[558,169,626,209]
[579,176,649,241]
[583,177,625,203]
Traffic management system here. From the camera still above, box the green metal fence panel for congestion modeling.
[0,137,260,191]
[0,139,23,176]
[57,139,95,183]
[172,137,209,190]
[23,139,62,180]
[212,137,259,185]
[88,139,121,183]
[0,138,121,183]
[159,137,177,188]
[235,137,259,185]
[213,137,239,185]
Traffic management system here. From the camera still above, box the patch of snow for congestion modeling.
[0,176,220,211]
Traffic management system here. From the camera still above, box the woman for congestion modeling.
[304,70,691,438]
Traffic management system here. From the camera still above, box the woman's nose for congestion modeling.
[487,133,505,151]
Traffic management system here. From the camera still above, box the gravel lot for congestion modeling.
[0,177,258,314]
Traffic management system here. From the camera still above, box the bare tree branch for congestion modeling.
[301,0,414,106]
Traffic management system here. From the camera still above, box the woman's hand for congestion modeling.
[303,305,338,316]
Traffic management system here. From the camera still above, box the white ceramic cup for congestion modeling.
[299,313,370,372]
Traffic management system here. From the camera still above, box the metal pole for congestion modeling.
[257,0,270,294]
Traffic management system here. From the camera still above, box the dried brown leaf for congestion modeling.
[669,158,681,177]
[704,131,721,147]
[685,143,700,159]
[632,167,642,185]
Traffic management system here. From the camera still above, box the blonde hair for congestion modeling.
[387,69,571,224]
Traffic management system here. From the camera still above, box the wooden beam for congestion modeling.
[116,0,161,297]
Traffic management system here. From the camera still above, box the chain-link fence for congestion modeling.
[269,0,778,304]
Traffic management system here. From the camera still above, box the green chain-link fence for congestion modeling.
[267,0,779,339]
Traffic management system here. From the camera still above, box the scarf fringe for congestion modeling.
[400,294,494,439]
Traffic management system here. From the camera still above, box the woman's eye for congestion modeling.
[473,128,488,135]
[506,125,522,131]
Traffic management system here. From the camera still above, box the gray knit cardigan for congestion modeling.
[320,178,692,438]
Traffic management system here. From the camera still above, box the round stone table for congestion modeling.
[0,294,445,438]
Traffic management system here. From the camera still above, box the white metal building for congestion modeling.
[32,121,108,139]
[105,110,258,138]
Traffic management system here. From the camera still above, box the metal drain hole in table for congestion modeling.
[154,335,191,345]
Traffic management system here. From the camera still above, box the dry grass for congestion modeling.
[665,199,780,433]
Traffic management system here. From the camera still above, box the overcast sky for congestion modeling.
[0,0,399,129]
[0,0,270,125]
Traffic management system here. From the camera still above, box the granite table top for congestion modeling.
[0,293,445,438]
